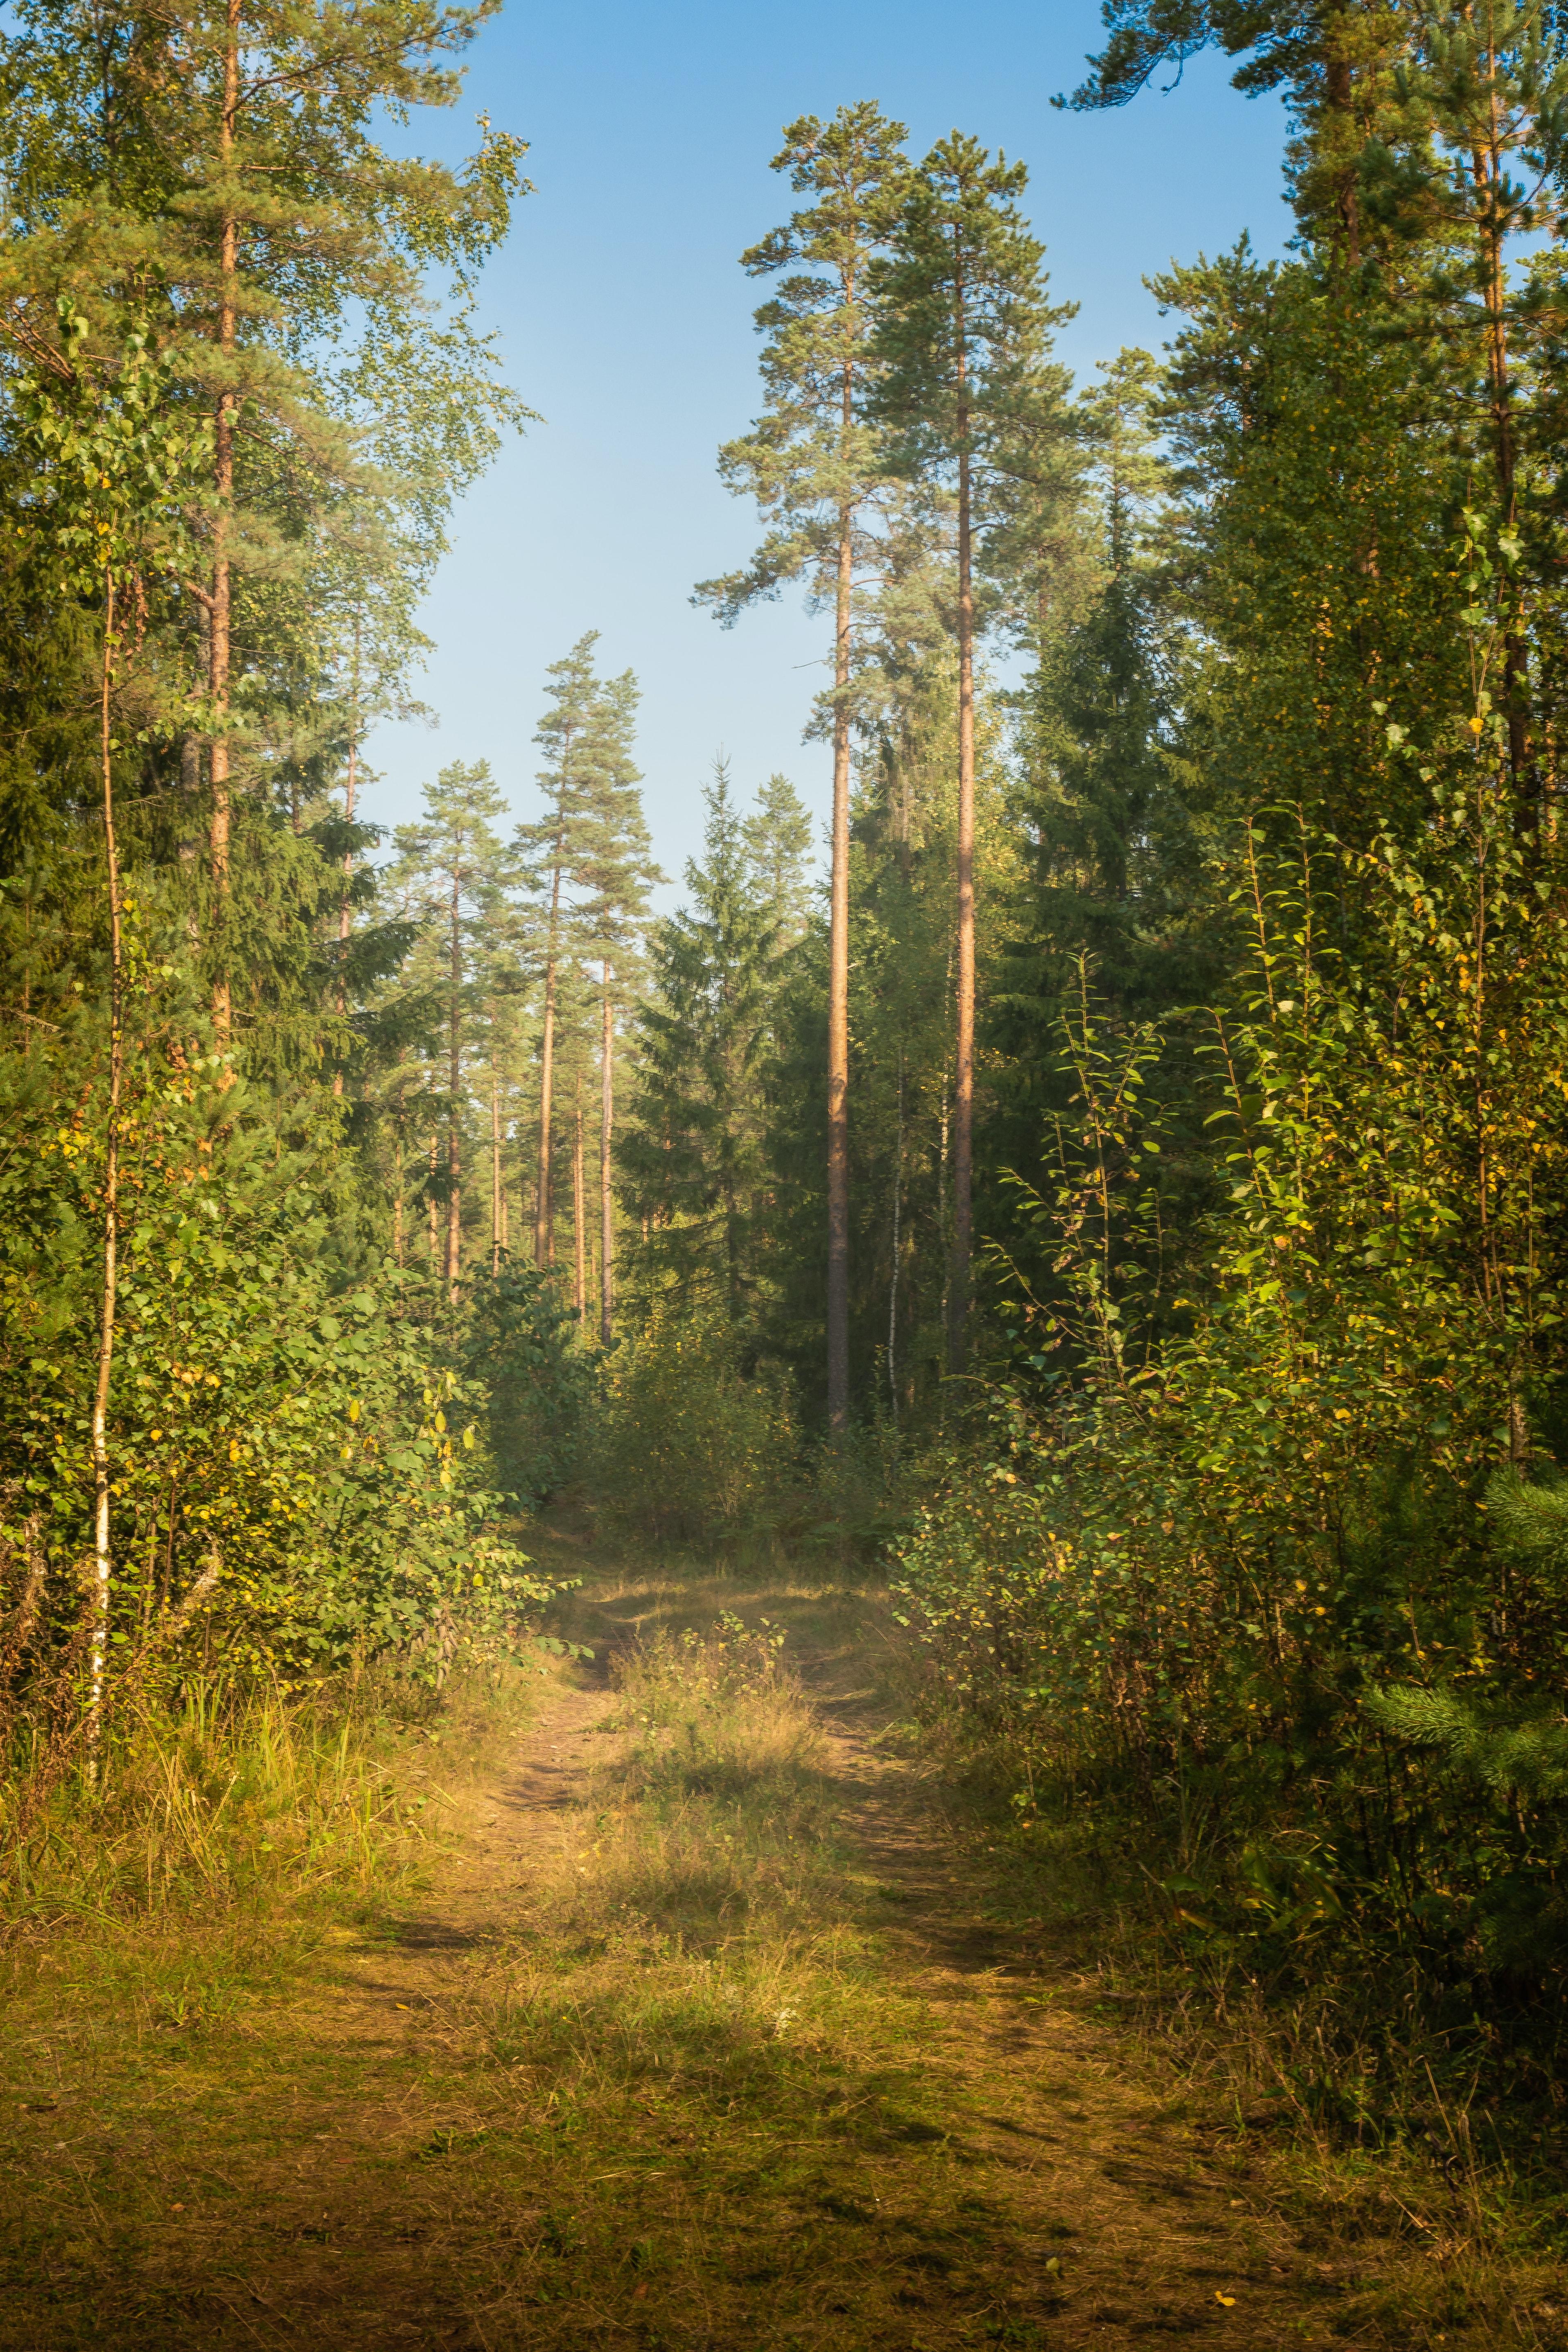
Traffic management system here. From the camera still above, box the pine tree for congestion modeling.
[870,132,1076,1372]
[620,762,780,1324]
[696,101,908,1432]
[390,760,512,1298]
[517,635,607,1267]
[570,668,661,1346]
[0,0,530,1049]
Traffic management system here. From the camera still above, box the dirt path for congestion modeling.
[0,1542,1463,2348]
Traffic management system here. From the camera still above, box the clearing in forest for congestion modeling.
[0,1529,1503,2348]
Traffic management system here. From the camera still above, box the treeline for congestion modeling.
[0,0,567,1795]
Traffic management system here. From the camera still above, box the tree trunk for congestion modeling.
[332,618,360,1099]
[428,1132,440,1273]
[826,487,853,1434]
[600,964,614,1346]
[949,333,976,1378]
[571,1077,586,1315]
[392,1123,404,1267]
[446,864,462,1298]
[490,1055,503,1275]
[208,0,241,1053]
[1474,97,1533,830]
[888,1047,904,1426]
[87,582,124,1770]
[535,865,562,1265]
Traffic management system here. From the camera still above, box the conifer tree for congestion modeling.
[570,671,661,1345]
[0,0,530,1049]
[742,773,815,944]
[696,101,908,1432]
[870,133,1076,1371]
[391,760,512,1298]
[620,762,780,1323]
[518,636,606,1267]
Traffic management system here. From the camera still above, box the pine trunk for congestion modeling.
[392,1125,404,1267]
[428,1134,440,1274]
[445,864,462,1297]
[949,331,976,1378]
[600,965,614,1346]
[490,1057,503,1275]
[827,489,853,1434]
[332,620,360,1099]
[535,867,562,1265]
[571,1078,586,1315]
[208,0,241,1053]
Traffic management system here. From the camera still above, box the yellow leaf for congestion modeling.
[1215,2293,1236,2307]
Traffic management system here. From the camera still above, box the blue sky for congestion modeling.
[364,0,1292,889]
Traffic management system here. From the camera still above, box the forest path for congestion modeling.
[3,1528,1415,2349]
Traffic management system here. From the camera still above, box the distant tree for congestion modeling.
[391,761,512,1297]
[742,773,815,945]
[620,761,780,1324]
[571,667,661,1344]
[517,634,613,1267]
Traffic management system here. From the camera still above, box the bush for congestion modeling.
[585,1303,797,1548]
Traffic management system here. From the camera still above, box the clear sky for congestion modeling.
[364,0,1292,890]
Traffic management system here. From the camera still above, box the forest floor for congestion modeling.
[2,1520,1554,2350]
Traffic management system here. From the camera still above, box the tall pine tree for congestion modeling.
[870,133,1076,1371]
[696,101,908,1431]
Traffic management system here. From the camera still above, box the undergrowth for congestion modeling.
[0,1656,539,1966]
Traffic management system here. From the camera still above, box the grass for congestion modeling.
[1,1530,1564,2347]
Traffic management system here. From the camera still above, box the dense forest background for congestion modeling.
[5,0,1568,2124]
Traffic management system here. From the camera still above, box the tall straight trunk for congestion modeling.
[826,481,853,1434]
[535,864,563,1265]
[888,1047,904,1426]
[208,0,240,1051]
[1473,79,1532,828]
[571,1078,586,1315]
[87,581,124,1769]
[490,1057,503,1275]
[332,619,360,1099]
[445,866,462,1297]
[427,1133,440,1273]
[949,322,976,1378]
[599,964,614,1346]
[392,1125,404,1267]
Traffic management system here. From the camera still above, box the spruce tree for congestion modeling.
[620,762,780,1324]
[696,101,908,1432]
[870,133,1076,1372]
[742,773,815,945]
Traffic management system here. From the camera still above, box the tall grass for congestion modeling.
[0,1665,492,1946]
